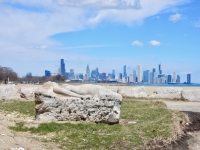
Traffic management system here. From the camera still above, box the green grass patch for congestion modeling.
[5,99,186,149]
[0,100,35,116]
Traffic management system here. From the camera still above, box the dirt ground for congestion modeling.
[0,112,60,150]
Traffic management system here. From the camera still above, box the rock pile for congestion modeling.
[34,82,122,124]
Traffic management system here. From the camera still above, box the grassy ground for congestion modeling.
[0,100,186,149]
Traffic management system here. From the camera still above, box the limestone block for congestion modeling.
[34,83,122,124]
[182,90,200,102]
[119,86,148,98]
[0,84,20,100]
[149,87,182,100]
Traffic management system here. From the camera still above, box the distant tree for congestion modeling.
[0,66,18,83]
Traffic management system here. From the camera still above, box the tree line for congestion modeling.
[0,66,67,84]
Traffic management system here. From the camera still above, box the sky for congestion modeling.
[0,0,200,83]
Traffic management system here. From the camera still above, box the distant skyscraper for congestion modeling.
[133,70,136,83]
[172,72,176,83]
[60,59,65,76]
[45,70,51,77]
[187,74,191,84]
[86,64,90,80]
[158,64,162,75]
[123,65,127,78]
[167,75,172,83]
[176,75,180,83]
[138,64,142,82]
[118,73,122,80]
[95,68,99,80]
[143,70,150,83]
[112,70,115,79]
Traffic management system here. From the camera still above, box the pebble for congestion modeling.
[1,133,6,136]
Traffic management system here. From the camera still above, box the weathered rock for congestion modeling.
[0,84,20,100]
[182,90,200,102]
[118,86,148,98]
[149,87,182,100]
[35,82,122,124]
[20,87,38,100]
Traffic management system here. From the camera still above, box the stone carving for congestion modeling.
[182,90,200,102]
[0,84,20,100]
[118,86,148,98]
[34,82,122,124]
[149,87,182,100]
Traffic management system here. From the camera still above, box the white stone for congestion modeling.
[0,84,20,100]
[149,87,182,100]
[118,86,148,98]
[20,87,38,100]
[35,82,122,124]
[182,90,200,102]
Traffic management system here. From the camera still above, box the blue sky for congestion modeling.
[0,0,200,83]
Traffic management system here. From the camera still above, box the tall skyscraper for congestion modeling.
[158,64,162,75]
[133,70,136,83]
[176,75,180,83]
[187,74,191,84]
[138,64,142,82]
[112,70,115,79]
[95,68,99,80]
[143,70,150,83]
[60,59,65,76]
[167,75,172,83]
[123,65,127,78]
[172,72,176,83]
[86,64,90,80]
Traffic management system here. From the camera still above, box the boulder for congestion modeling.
[118,86,148,98]
[34,82,122,124]
[149,87,182,100]
[0,84,20,100]
[20,87,38,100]
[182,90,200,102]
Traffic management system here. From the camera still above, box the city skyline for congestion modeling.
[0,0,200,82]
[46,58,192,84]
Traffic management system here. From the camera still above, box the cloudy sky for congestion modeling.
[0,0,200,83]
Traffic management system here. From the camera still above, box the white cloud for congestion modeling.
[0,0,192,75]
[54,0,142,9]
[169,13,182,22]
[148,40,161,46]
[132,40,143,46]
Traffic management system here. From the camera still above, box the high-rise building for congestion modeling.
[129,74,133,82]
[138,64,142,82]
[102,73,106,80]
[45,70,51,77]
[176,75,180,83]
[133,70,136,83]
[143,70,150,83]
[187,74,191,84]
[123,65,127,78]
[158,64,162,75]
[112,70,115,79]
[118,73,122,80]
[60,59,66,76]
[167,75,172,83]
[172,72,176,83]
[86,64,90,80]
[69,69,74,79]
[95,68,99,80]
